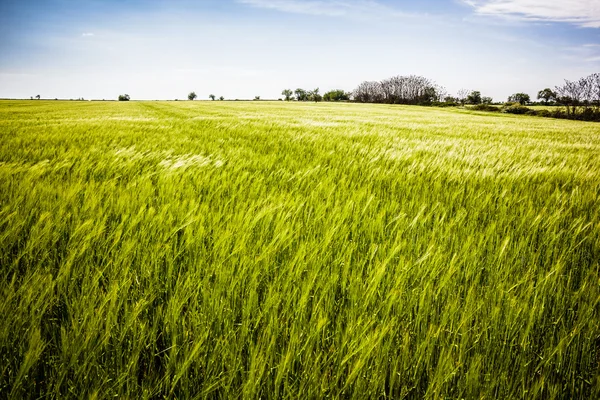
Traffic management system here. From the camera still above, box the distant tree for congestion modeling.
[118,94,130,101]
[587,73,600,110]
[254,96,260,101]
[419,86,439,105]
[30,96,33,100]
[555,79,583,115]
[481,96,493,104]
[508,93,530,105]
[456,89,470,106]
[444,96,457,103]
[295,88,308,101]
[353,81,384,103]
[188,91,197,101]
[209,94,216,101]
[435,86,449,103]
[219,96,224,101]
[309,88,322,102]
[375,75,441,104]
[36,94,40,100]
[282,89,293,101]
[537,88,556,105]
[323,89,350,102]
[466,91,482,105]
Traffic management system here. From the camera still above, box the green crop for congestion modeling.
[1,100,599,398]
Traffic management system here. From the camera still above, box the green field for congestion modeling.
[1,100,599,398]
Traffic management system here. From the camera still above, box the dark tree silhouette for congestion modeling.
[537,88,556,105]
[508,93,530,105]
[282,89,293,101]
[467,91,482,105]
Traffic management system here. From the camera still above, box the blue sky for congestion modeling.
[0,0,598,100]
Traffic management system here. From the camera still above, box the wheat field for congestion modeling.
[1,100,599,398]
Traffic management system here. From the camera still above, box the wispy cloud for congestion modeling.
[237,0,414,19]
[82,32,95,37]
[463,0,600,28]
[561,43,600,64]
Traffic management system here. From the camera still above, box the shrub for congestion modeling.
[536,110,551,118]
[433,101,457,107]
[502,104,532,115]
[471,104,500,112]
[323,89,350,102]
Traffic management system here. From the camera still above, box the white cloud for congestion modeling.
[82,32,95,37]
[237,0,413,19]
[464,0,600,28]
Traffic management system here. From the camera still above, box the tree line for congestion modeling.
[117,72,600,121]
[353,75,445,105]
[343,72,600,121]
[279,88,351,102]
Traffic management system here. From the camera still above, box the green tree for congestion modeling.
[309,88,321,102]
[282,89,293,101]
[209,94,216,101]
[118,94,130,101]
[219,96,224,101]
[35,94,41,100]
[294,88,308,101]
[467,91,482,105]
[418,86,438,105]
[323,89,350,102]
[444,96,456,103]
[537,88,556,105]
[188,91,197,101]
[508,93,530,105]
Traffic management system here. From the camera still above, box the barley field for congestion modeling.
[1,100,599,399]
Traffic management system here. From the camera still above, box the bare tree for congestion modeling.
[456,89,470,106]
[589,73,600,110]
[555,79,583,115]
[353,81,384,103]
[375,75,442,105]
[591,73,600,110]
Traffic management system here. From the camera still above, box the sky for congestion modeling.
[0,0,599,101]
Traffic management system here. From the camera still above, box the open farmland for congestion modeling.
[1,100,599,398]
